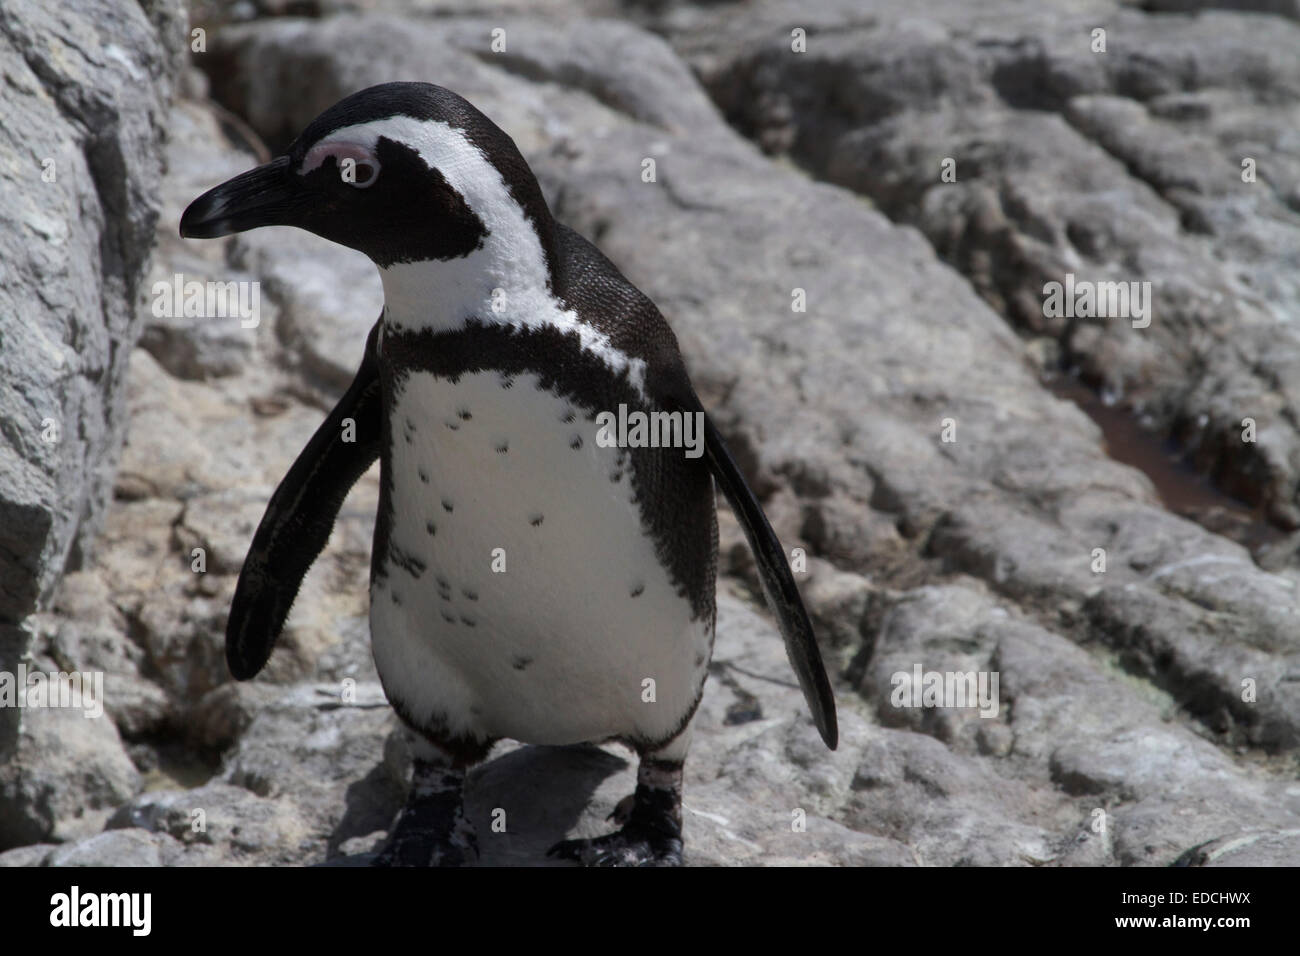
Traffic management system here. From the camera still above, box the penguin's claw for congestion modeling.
[606,793,637,825]
[547,822,683,867]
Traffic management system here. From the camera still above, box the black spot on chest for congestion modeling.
[389,543,426,579]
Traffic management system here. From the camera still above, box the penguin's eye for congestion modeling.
[345,159,379,188]
[300,141,381,189]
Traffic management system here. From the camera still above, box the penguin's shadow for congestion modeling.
[326,743,631,866]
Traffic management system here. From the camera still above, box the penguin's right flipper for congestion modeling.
[225,319,384,680]
[697,409,839,751]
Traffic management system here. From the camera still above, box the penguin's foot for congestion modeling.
[371,759,475,867]
[547,756,685,867]
[547,819,682,867]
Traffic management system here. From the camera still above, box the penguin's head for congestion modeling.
[180,82,552,270]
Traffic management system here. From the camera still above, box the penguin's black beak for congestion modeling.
[180,156,303,238]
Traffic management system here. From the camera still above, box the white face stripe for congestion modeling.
[316,116,647,395]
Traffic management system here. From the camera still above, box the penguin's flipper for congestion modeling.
[226,319,384,680]
[700,409,839,750]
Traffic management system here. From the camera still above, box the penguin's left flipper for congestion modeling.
[678,398,839,750]
[225,319,384,681]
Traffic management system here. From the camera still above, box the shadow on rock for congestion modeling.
[325,743,629,867]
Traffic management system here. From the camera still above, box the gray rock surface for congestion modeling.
[3,1,1298,866]
[0,0,182,759]
[657,0,1300,532]
[0,699,141,850]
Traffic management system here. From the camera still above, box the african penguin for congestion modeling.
[180,82,837,867]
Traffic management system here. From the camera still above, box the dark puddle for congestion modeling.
[1046,375,1288,555]
[138,741,220,792]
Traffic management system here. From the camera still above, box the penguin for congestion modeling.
[180,82,836,867]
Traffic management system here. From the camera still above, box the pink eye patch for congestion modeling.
[300,141,381,186]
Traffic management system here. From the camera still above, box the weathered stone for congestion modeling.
[0,700,141,851]
[0,0,182,755]
[45,827,192,867]
[662,0,1300,533]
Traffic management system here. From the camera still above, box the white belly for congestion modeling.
[369,369,711,747]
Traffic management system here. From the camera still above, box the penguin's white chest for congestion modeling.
[369,368,711,747]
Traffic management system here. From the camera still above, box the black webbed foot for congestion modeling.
[547,756,684,867]
[547,821,682,867]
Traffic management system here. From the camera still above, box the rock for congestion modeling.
[1177,828,1300,867]
[107,782,309,863]
[0,700,141,850]
[138,298,257,381]
[0,0,181,676]
[0,73,389,861]
[138,99,263,381]
[45,828,187,867]
[231,227,381,391]
[800,558,873,651]
[38,571,171,739]
[190,683,284,752]
[217,683,401,844]
[0,843,56,867]
[659,0,1300,533]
